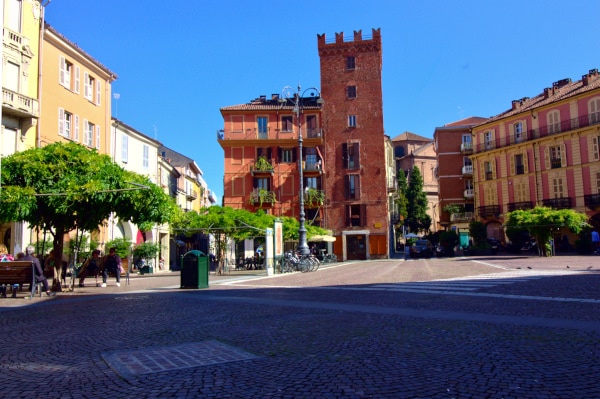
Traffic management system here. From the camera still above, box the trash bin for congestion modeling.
[180,250,208,289]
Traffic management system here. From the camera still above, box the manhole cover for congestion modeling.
[102,340,258,378]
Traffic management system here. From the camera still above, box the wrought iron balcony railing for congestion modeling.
[478,205,501,218]
[542,197,572,209]
[474,111,600,153]
[507,201,533,212]
[584,193,600,209]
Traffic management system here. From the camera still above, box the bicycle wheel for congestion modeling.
[310,256,320,272]
[299,257,311,272]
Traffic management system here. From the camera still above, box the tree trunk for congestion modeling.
[51,227,66,292]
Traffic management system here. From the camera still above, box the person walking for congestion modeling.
[23,246,56,297]
[592,229,600,254]
[101,247,121,287]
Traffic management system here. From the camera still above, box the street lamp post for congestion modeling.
[280,84,323,256]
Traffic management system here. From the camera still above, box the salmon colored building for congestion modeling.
[433,117,487,245]
[470,69,600,243]
[219,94,325,223]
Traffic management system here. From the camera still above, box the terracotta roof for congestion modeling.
[444,117,488,127]
[44,23,117,80]
[221,96,322,112]
[391,131,431,142]
[479,69,600,125]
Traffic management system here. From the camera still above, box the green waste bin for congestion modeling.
[180,250,209,289]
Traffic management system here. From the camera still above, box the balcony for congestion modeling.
[550,158,562,169]
[304,188,325,208]
[186,189,197,200]
[2,88,39,118]
[585,194,600,209]
[450,212,474,222]
[478,205,501,219]
[306,127,323,138]
[542,197,572,209]
[390,212,401,225]
[515,164,525,175]
[464,189,474,199]
[460,142,473,154]
[474,111,600,153]
[507,201,533,212]
[303,160,323,174]
[249,189,276,207]
[250,157,274,175]
[462,165,473,176]
[387,176,397,193]
[485,171,493,180]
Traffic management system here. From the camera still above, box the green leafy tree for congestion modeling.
[504,206,589,256]
[0,142,177,289]
[469,220,487,247]
[406,166,431,234]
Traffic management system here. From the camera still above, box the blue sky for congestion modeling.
[45,0,600,201]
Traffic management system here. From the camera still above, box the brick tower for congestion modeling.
[318,28,388,260]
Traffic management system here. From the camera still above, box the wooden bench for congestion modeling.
[0,261,42,298]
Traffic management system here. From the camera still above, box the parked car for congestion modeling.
[435,244,454,257]
[410,240,434,258]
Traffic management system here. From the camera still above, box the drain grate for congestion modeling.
[102,340,258,378]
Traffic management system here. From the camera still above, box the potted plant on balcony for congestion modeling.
[253,156,273,172]
[249,188,275,207]
[305,187,324,206]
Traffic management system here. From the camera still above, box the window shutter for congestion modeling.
[84,72,89,99]
[480,162,485,181]
[342,144,348,169]
[353,143,360,169]
[96,79,101,105]
[345,205,351,227]
[492,159,496,179]
[544,147,550,169]
[560,144,567,167]
[509,155,515,175]
[344,175,349,199]
[83,119,88,145]
[360,204,367,226]
[523,152,529,174]
[58,108,64,136]
[355,176,361,199]
[74,114,80,141]
[593,136,600,161]
[59,56,65,86]
[96,125,101,149]
[74,66,80,93]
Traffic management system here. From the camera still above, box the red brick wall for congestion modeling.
[318,29,389,258]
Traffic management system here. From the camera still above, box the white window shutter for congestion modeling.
[544,147,549,169]
[84,72,90,99]
[96,125,101,149]
[83,119,88,145]
[59,56,65,86]
[96,80,101,105]
[560,144,567,167]
[74,115,80,141]
[58,108,65,136]
[74,66,80,94]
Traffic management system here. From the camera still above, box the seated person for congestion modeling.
[78,249,101,287]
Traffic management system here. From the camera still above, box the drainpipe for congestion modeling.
[37,1,51,148]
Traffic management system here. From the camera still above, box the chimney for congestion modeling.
[511,100,520,110]
[259,95,266,102]
[543,87,552,99]
[582,68,599,86]
[271,94,279,101]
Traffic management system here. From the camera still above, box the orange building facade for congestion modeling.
[470,69,600,242]
[219,94,325,225]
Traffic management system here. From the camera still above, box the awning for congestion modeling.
[309,235,336,242]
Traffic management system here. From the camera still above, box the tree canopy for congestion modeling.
[0,142,177,287]
[504,206,589,256]
[405,166,431,234]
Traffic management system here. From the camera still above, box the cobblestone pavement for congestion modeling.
[0,254,599,398]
